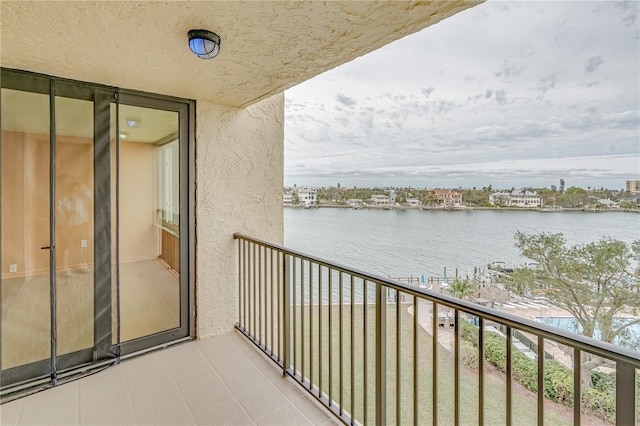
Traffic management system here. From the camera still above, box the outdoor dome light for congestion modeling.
[188,29,221,59]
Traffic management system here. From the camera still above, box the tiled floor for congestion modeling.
[1,332,336,425]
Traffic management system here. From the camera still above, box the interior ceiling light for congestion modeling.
[188,29,221,59]
[126,117,141,128]
[119,132,128,139]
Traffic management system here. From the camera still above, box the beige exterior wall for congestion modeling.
[195,93,284,337]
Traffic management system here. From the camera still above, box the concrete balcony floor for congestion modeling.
[1,332,336,425]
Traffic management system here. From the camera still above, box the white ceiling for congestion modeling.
[1,1,479,108]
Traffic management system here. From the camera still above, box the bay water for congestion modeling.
[284,208,639,280]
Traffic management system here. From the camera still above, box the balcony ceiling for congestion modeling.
[1,1,478,107]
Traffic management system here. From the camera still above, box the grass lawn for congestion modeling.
[288,302,578,425]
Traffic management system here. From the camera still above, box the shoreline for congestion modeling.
[285,204,640,213]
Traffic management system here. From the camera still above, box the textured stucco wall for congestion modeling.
[196,93,284,337]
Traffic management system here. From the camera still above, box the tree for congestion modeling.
[557,186,588,207]
[448,279,477,301]
[502,232,640,388]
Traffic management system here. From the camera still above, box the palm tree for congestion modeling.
[448,279,477,301]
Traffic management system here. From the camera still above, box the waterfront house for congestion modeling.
[595,198,620,209]
[283,191,294,206]
[434,189,463,206]
[296,186,317,207]
[370,194,391,207]
[406,198,422,207]
[508,189,541,207]
[2,2,637,425]
[489,189,541,207]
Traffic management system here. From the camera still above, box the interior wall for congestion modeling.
[118,140,159,263]
[1,132,158,280]
[1,131,48,278]
[196,93,284,337]
[1,131,95,279]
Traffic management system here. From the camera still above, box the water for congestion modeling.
[537,317,640,350]
[284,208,639,279]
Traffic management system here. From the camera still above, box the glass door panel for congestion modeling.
[54,96,94,359]
[112,104,180,343]
[1,88,52,380]
[1,69,191,391]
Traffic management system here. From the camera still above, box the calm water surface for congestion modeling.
[284,208,640,279]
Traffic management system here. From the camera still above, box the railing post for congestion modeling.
[282,253,291,376]
[616,361,635,425]
[376,282,387,426]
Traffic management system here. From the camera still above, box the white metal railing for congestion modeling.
[234,233,639,425]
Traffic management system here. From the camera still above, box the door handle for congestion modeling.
[41,246,51,250]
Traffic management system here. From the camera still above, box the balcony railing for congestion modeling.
[234,233,640,425]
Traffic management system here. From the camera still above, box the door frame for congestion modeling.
[113,91,195,356]
[0,68,195,391]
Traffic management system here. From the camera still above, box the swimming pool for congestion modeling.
[536,316,640,351]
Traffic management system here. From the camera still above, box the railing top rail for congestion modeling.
[234,233,640,366]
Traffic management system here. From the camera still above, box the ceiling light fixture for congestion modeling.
[188,29,221,59]
[126,117,141,128]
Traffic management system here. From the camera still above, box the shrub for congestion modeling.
[462,320,479,344]
[459,322,640,423]
[584,387,615,423]
[543,360,574,406]
[461,340,479,369]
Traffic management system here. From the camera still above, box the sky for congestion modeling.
[284,1,640,190]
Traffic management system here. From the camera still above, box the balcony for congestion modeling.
[1,333,335,425]
[2,234,638,425]
[234,233,640,425]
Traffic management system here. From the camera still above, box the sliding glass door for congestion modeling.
[112,97,191,353]
[1,85,55,385]
[1,69,193,392]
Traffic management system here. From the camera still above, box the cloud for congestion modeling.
[284,1,640,189]
[615,1,639,28]
[537,73,558,94]
[585,56,604,74]
[421,87,435,97]
[335,93,357,108]
[494,60,525,81]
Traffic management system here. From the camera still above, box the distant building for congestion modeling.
[489,189,541,207]
[434,189,462,206]
[489,191,511,206]
[626,180,640,194]
[369,194,390,207]
[297,187,317,207]
[346,199,363,207]
[509,189,541,207]
[595,198,620,208]
[405,198,422,207]
[387,189,397,205]
[283,192,293,206]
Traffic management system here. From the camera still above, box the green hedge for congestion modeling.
[460,321,639,423]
